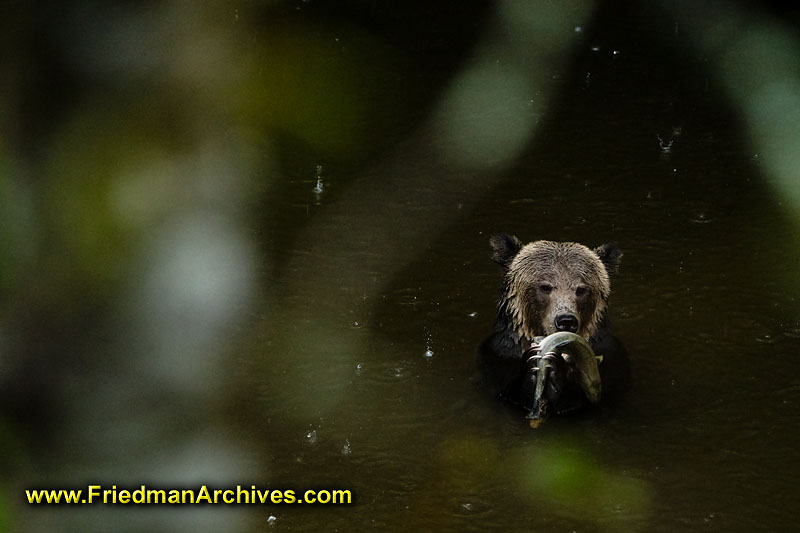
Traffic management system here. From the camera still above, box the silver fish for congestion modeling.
[526,332,602,427]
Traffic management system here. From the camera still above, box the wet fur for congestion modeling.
[479,234,626,410]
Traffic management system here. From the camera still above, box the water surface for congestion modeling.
[245,3,800,531]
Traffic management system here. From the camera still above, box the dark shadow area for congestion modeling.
[2,1,800,531]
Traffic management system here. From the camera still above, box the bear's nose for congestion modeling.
[554,314,579,333]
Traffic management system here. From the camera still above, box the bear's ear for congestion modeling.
[490,234,522,268]
[594,243,622,276]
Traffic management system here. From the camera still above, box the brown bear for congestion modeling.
[479,234,627,416]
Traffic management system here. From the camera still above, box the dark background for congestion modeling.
[2,1,800,531]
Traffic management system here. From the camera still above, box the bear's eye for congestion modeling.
[539,284,553,294]
[575,286,589,297]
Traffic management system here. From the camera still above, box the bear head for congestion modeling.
[490,234,622,343]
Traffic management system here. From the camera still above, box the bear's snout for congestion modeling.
[554,313,580,333]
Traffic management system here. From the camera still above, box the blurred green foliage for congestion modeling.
[232,22,410,161]
[3,1,800,531]
[515,444,652,525]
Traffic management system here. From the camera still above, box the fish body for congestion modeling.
[526,332,602,425]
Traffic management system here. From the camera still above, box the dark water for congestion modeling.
[244,3,800,532]
[6,1,800,531]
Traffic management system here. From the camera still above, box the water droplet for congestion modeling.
[468,312,478,318]
[355,362,363,374]
[313,165,324,194]
[755,334,775,344]
[267,515,277,525]
[342,439,352,455]
[657,134,674,153]
[574,26,583,33]
[306,429,317,444]
[424,348,434,358]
